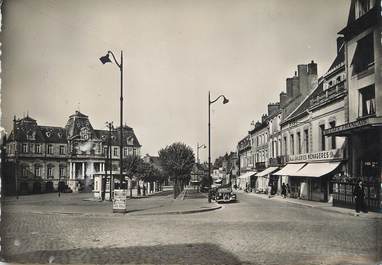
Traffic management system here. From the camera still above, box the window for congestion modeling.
[319,125,326,151]
[113,147,118,157]
[283,136,287,156]
[59,167,66,177]
[133,148,137,156]
[48,144,53,154]
[59,145,65,155]
[22,143,28,153]
[290,134,294,155]
[35,144,41,154]
[22,165,29,177]
[278,139,281,156]
[359,85,376,117]
[297,132,301,154]
[352,33,374,75]
[124,147,128,157]
[304,129,309,153]
[329,121,336,149]
[34,165,41,177]
[47,167,54,177]
[103,147,108,155]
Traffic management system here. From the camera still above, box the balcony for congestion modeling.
[310,81,346,109]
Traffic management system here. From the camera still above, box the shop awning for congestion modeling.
[238,171,256,179]
[256,167,279,177]
[293,162,341,178]
[273,163,306,176]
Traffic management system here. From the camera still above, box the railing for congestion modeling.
[331,180,381,211]
[310,82,345,108]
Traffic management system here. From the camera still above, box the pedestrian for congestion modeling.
[281,183,287,198]
[353,180,367,215]
[268,182,272,198]
[286,183,291,197]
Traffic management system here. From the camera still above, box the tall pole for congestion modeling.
[120,50,124,188]
[14,116,19,200]
[108,123,113,200]
[197,142,199,165]
[208,91,211,187]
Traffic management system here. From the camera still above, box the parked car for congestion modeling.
[214,187,237,203]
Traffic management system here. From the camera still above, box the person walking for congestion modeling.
[281,183,287,198]
[286,183,291,197]
[353,180,367,215]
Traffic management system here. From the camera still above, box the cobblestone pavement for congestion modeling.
[1,190,381,265]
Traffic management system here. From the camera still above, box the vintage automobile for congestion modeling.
[214,187,237,203]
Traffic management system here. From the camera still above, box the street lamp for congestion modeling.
[208,91,229,187]
[100,50,124,189]
[196,143,206,164]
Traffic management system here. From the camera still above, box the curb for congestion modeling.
[135,204,222,216]
[247,193,382,220]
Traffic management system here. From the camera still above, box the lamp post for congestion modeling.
[100,51,124,188]
[208,91,229,187]
[105,121,114,201]
[196,143,206,164]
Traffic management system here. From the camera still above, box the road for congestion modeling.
[1,190,381,265]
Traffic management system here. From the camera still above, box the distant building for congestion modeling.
[2,111,141,195]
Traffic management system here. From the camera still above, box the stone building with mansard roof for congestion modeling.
[2,111,141,195]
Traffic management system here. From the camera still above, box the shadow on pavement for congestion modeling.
[184,190,207,199]
[2,243,242,264]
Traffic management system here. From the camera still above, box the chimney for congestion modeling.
[286,78,293,98]
[336,36,344,54]
[280,92,289,108]
[298,64,308,77]
[308,60,317,75]
[268,103,280,116]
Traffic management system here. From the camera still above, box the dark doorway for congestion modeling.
[32,182,41,194]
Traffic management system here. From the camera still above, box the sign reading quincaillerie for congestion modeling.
[288,149,343,162]
[113,189,127,213]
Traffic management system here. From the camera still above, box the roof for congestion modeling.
[7,113,141,147]
[326,43,345,74]
[283,42,345,124]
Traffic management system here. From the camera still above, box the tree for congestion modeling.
[122,155,143,198]
[158,142,195,198]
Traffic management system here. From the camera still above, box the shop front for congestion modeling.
[255,167,279,193]
[237,171,256,191]
[274,149,344,202]
[325,118,382,211]
[273,163,306,198]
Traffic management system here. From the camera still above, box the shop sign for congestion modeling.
[288,149,343,162]
[324,119,368,135]
[113,189,127,213]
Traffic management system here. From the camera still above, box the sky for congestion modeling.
[1,0,350,162]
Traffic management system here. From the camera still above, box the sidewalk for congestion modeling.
[239,190,382,220]
[2,188,221,217]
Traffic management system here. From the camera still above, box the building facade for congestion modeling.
[325,0,382,211]
[2,111,141,195]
